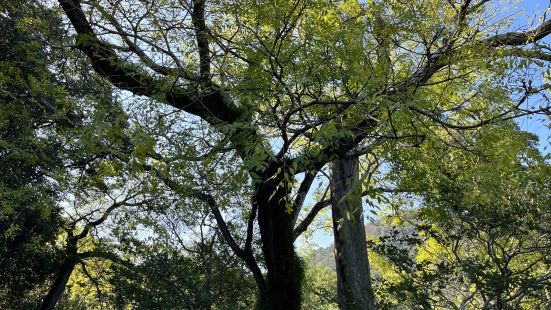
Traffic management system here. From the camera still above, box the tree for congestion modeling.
[105,206,258,309]
[331,157,375,310]
[300,246,339,310]
[370,123,551,309]
[55,0,551,308]
[0,1,157,308]
[0,2,78,306]
[323,1,551,308]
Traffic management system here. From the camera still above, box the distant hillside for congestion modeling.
[310,216,417,270]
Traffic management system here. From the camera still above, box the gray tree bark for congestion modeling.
[331,157,376,310]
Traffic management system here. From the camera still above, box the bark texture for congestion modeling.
[331,157,375,310]
[255,178,302,310]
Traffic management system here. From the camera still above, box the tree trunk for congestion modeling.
[255,179,303,310]
[39,257,77,310]
[331,157,375,310]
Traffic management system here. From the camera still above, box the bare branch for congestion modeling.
[291,170,318,226]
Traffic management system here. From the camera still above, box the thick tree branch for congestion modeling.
[484,20,551,47]
[59,0,283,186]
[403,19,551,89]
[58,0,241,125]
[191,0,211,79]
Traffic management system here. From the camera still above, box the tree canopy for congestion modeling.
[1,0,550,309]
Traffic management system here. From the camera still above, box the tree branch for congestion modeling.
[484,20,551,47]
[159,176,266,291]
[293,197,330,240]
[503,47,551,61]
[402,19,551,89]
[199,193,267,291]
[293,186,415,239]
[90,0,190,78]
[79,249,134,268]
[291,169,318,226]
[191,0,211,80]
[244,203,258,252]
[58,0,241,125]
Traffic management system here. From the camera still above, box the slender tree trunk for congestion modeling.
[331,157,375,310]
[255,179,303,310]
[39,257,77,310]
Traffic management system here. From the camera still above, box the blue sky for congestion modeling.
[511,0,551,153]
